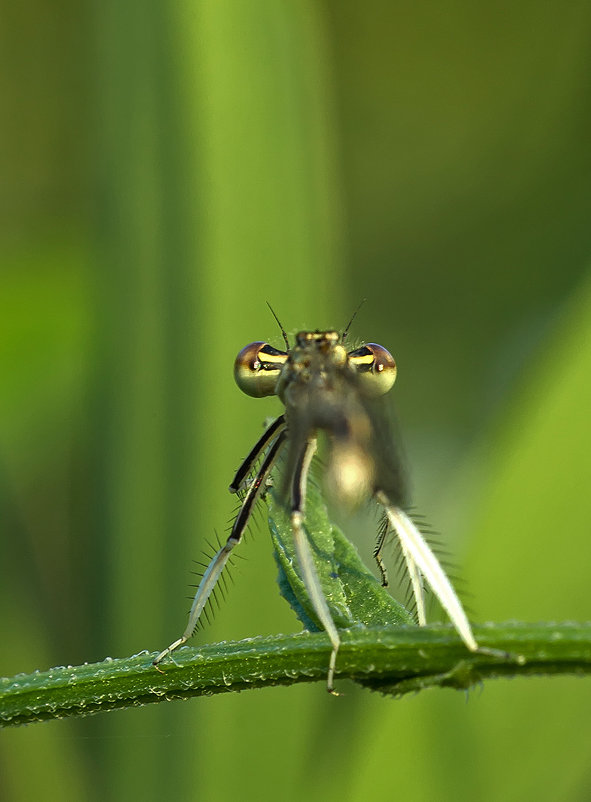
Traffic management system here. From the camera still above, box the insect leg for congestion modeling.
[373,519,390,587]
[374,513,426,621]
[396,533,427,626]
[153,429,287,668]
[290,437,341,694]
[229,414,286,493]
[376,493,478,652]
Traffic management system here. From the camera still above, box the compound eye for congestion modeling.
[234,342,288,398]
[348,343,397,397]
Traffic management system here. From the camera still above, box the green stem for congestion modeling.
[2,622,591,727]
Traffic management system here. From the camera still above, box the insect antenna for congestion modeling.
[341,298,367,343]
[266,301,290,350]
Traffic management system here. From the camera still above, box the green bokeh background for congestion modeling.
[2,2,591,800]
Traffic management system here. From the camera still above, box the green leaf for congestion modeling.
[267,476,414,632]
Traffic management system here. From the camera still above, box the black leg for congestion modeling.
[372,518,390,588]
[154,428,287,667]
[229,415,286,493]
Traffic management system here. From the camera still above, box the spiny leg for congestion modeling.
[397,534,427,626]
[153,429,287,668]
[374,514,426,623]
[376,492,478,652]
[229,414,286,493]
[373,518,390,588]
[290,437,341,694]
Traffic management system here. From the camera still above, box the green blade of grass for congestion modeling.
[3,622,591,727]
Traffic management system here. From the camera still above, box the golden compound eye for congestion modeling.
[348,343,397,397]
[234,341,288,398]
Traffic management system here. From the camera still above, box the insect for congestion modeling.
[154,307,479,691]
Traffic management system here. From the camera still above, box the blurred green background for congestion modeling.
[2,1,591,800]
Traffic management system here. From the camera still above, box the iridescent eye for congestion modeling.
[234,342,288,398]
[348,343,397,397]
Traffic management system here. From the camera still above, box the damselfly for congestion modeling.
[154,308,479,691]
